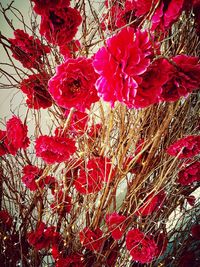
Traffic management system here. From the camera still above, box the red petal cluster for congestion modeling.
[178,161,200,186]
[126,228,158,264]
[35,135,76,164]
[48,57,99,111]
[31,0,70,15]
[79,227,104,251]
[74,157,115,194]
[93,27,157,108]
[105,213,126,240]
[50,190,72,215]
[135,191,166,217]
[167,135,200,159]
[9,29,50,69]
[20,73,52,109]
[64,110,88,135]
[22,165,43,191]
[39,7,82,46]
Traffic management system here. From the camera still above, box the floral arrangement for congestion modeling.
[0,0,200,266]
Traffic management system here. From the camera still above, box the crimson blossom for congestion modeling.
[93,27,157,108]
[39,6,82,46]
[35,135,76,164]
[5,116,29,155]
[167,135,200,159]
[79,227,104,252]
[31,0,70,15]
[48,57,99,111]
[105,213,127,240]
[20,73,52,109]
[22,165,43,191]
[126,228,158,264]
[177,161,200,186]
[9,29,50,69]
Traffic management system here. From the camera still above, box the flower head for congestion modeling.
[79,227,104,251]
[178,161,200,185]
[106,213,126,240]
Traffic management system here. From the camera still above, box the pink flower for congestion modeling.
[160,55,200,102]
[31,0,70,15]
[22,165,43,191]
[35,135,76,164]
[178,161,200,185]
[126,229,158,264]
[9,29,50,69]
[5,116,29,155]
[79,227,104,251]
[48,57,99,111]
[50,190,72,215]
[166,135,200,159]
[64,110,88,135]
[39,7,82,46]
[135,191,166,217]
[106,213,126,240]
[20,73,52,109]
[93,27,155,108]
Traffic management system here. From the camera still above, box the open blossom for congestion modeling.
[22,165,43,191]
[135,191,166,217]
[167,135,200,159]
[93,27,156,108]
[5,116,29,155]
[9,29,50,69]
[79,227,104,251]
[39,7,82,46]
[64,110,88,135]
[48,57,99,111]
[177,161,200,186]
[31,0,70,15]
[20,73,52,109]
[35,135,76,164]
[106,213,126,240]
[126,229,158,264]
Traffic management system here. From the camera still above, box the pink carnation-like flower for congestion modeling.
[31,0,70,15]
[79,227,104,251]
[126,228,158,264]
[9,29,50,69]
[135,191,166,217]
[35,135,76,164]
[20,73,52,109]
[106,213,126,240]
[177,161,200,186]
[93,27,156,108]
[39,7,82,46]
[5,116,30,155]
[22,165,43,191]
[166,135,200,159]
[160,55,200,102]
[0,130,8,156]
[48,57,99,111]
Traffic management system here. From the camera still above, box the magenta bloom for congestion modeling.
[126,229,158,264]
[9,29,50,69]
[93,27,155,108]
[106,213,127,240]
[5,116,29,155]
[167,135,200,159]
[31,0,70,15]
[79,227,104,251]
[48,57,99,111]
[20,73,52,109]
[178,161,200,186]
[35,135,76,164]
[40,7,82,46]
[22,165,43,191]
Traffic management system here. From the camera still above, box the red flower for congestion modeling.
[9,29,50,69]
[22,165,43,191]
[191,224,200,240]
[166,135,200,159]
[35,135,76,164]
[79,227,104,251]
[59,40,81,60]
[160,55,200,102]
[135,191,166,217]
[64,110,88,135]
[31,0,70,15]
[48,57,99,111]
[50,190,72,215]
[93,27,156,108]
[178,161,200,186]
[55,254,84,267]
[39,7,82,46]
[0,130,8,156]
[106,213,126,240]
[20,73,52,109]
[0,210,13,230]
[74,157,115,194]
[126,229,158,264]
[5,116,29,155]
[28,222,61,250]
